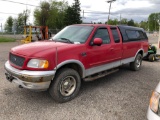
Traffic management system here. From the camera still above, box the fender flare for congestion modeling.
[54,59,86,78]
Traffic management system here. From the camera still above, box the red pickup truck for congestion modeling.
[5,24,148,102]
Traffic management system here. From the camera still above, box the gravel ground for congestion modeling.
[0,42,160,120]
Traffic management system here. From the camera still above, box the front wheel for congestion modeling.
[49,68,81,103]
[130,54,142,71]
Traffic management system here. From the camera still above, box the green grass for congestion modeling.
[0,36,16,42]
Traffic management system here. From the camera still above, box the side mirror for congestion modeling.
[93,38,102,46]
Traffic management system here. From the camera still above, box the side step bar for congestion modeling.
[83,68,119,82]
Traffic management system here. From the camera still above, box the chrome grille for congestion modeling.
[9,53,25,67]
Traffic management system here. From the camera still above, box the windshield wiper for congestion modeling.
[59,38,73,43]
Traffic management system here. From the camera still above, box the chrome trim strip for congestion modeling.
[5,61,56,76]
[12,76,51,91]
[121,57,134,64]
[85,57,135,77]
[55,59,85,78]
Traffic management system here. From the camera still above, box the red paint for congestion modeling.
[9,24,149,71]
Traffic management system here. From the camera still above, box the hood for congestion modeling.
[11,41,70,57]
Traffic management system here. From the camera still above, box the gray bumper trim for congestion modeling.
[4,61,56,91]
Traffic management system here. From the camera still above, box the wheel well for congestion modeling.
[56,63,83,78]
[138,50,143,56]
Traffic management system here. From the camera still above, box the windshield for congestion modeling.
[52,26,94,44]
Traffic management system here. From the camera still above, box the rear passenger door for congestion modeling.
[110,27,123,61]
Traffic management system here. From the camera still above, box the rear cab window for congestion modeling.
[118,25,148,42]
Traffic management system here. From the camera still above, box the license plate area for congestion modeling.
[5,72,14,82]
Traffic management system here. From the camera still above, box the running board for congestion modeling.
[83,68,119,82]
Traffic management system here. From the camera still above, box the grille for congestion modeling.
[9,53,25,67]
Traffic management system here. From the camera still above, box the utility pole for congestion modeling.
[148,17,150,32]
[119,14,121,24]
[106,0,116,24]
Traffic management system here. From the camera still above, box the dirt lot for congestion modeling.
[0,42,160,120]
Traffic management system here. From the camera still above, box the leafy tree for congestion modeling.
[34,1,50,26]
[127,19,135,26]
[120,18,128,25]
[64,0,82,26]
[34,0,68,29]
[4,16,13,32]
[148,12,160,31]
[14,9,30,32]
[107,19,118,25]
[139,21,148,30]
[48,0,68,29]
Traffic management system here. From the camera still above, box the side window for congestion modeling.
[126,30,147,41]
[138,31,146,39]
[93,28,110,44]
[126,30,137,40]
[111,28,120,43]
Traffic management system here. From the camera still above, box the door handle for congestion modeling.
[110,48,114,51]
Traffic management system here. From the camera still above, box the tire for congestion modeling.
[148,54,155,62]
[49,68,81,103]
[130,54,142,71]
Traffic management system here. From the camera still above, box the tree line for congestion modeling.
[4,0,81,33]
[4,0,160,33]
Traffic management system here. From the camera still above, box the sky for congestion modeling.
[0,0,160,30]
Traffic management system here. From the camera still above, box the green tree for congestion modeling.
[120,18,128,25]
[148,12,160,31]
[48,0,68,29]
[4,16,13,32]
[139,21,148,30]
[107,18,118,25]
[127,19,135,26]
[14,9,30,32]
[34,0,68,29]
[64,0,82,26]
[34,1,50,26]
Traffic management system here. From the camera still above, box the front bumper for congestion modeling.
[147,106,160,120]
[4,61,56,91]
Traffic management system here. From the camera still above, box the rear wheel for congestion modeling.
[130,54,142,71]
[49,68,81,103]
[148,54,155,62]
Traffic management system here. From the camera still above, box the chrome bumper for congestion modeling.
[4,61,56,91]
[147,106,160,120]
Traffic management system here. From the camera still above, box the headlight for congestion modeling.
[27,59,49,68]
[150,91,160,113]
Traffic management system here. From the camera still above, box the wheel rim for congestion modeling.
[153,56,155,61]
[60,76,76,96]
[136,56,141,68]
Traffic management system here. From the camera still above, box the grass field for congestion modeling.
[0,36,16,42]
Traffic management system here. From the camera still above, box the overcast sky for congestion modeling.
[0,0,160,29]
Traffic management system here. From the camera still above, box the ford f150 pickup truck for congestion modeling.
[4,24,149,102]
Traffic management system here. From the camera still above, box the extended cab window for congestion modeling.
[126,30,146,41]
[93,28,110,44]
[111,28,120,43]
[126,30,137,40]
